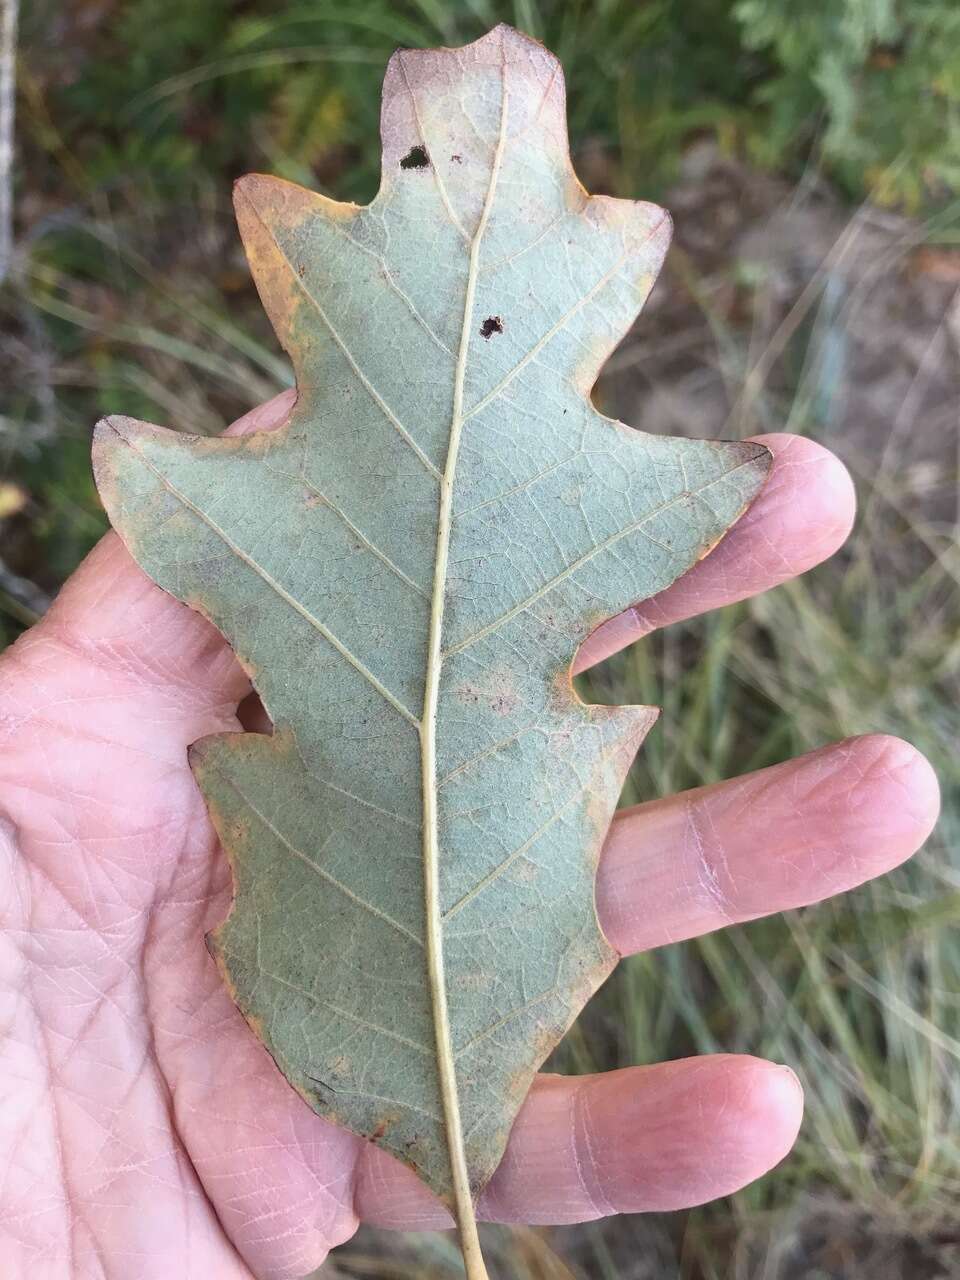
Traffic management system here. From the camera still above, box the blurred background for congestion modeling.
[4,2,959,1277]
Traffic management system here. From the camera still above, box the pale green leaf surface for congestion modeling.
[93,25,769,1206]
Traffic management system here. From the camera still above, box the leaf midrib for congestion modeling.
[415,36,509,1269]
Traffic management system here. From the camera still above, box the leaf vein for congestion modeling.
[443,736,629,922]
[243,199,442,479]
[444,456,760,657]
[220,774,425,947]
[464,214,668,423]
[106,422,420,726]
[301,477,429,598]
[461,251,630,422]
[454,983,566,1060]
[397,54,471,245]
[437,724,534,788]
[263,969,432,1055]
[454,451,577,519]
[418,34,511,1257]
[319,218,454,357]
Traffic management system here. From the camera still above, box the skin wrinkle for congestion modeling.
[30,900,236,1276]
[25,903,77,1277]
[19,802,179,943]
[0,656,259,1275]
[35,562,249,717]
[139,883,237,1263]
[571,1078,616,1220]
[44,626,236,709]
[684,793,738,927]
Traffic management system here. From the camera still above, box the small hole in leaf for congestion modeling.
[480,316,504,339]
[400,145,429,170]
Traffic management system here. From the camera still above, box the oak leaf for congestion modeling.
[93,24,769,1274]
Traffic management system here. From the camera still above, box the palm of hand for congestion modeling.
[0,394,938,1279]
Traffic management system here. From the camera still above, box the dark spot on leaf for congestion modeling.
[297,264,306,278]
[481,316,503,339]
[450,153,463,164]
[400,145,429,170]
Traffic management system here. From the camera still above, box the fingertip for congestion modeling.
[697,1055,804,1169]
[845,733,941,862]
[727,1054,808,1182]
[589,1055,803,1211]
[735,1058,805,1170]
[747,432,856,568]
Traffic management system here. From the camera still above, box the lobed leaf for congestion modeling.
[93,22,769,1252]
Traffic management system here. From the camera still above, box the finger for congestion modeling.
[222,389,298,439]
[575,432,856,672]
[597,734,940,956]
[356,1055,803,1228]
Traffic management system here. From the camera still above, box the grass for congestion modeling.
[6,3,960,1277]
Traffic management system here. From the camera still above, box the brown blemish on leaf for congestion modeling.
[585,768,614,840]
[233,175,361,361]
[244,1011,267,1044]
[369,1115,400,1142]
[546,660,576,712]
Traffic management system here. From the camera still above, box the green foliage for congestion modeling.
[21,0,960,212]
[21,0,754,206]
[735,0,960,207]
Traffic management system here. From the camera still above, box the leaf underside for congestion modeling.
[93,25,769,1206]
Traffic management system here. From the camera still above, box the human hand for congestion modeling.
[0,391,938,1278]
